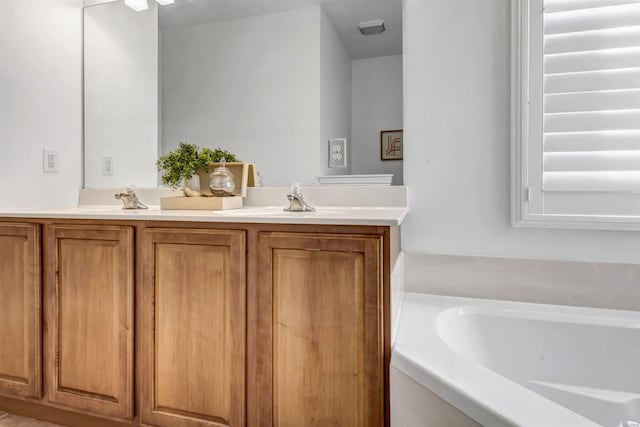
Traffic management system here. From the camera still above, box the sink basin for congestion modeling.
[209,206,357,217]
[68,205,122,213]
[211,206,297,216]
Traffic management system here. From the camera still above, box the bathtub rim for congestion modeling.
[390,292,639,427]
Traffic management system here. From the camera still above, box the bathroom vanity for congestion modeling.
[0,205,404,427]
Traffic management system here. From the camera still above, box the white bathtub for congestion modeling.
[391,293,640,427]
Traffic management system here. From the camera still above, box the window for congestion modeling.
[512,0,640,230]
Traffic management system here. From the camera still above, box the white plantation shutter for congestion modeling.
[518,0,640,224]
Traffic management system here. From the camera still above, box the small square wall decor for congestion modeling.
[380,130,403,161]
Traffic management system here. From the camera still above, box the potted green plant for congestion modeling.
[156,142,239,190]
[196,147,239,172]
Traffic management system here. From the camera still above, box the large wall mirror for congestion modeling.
[83,0,403,188]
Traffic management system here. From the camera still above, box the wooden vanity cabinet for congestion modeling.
[0,223,41,400]
[254,232,385,427]
[140,228,246,427]
[43,225,134,420]
[0,220,391,427]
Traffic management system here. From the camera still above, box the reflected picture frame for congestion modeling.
[380,129,403,161]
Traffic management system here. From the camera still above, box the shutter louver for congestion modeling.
[541,0,640,216]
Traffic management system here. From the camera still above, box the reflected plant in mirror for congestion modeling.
[83,0,403,188]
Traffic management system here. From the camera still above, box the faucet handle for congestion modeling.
[284,183,315,212]
[289,182,302,196]
[115,186,148,210]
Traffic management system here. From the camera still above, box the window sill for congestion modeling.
[513,213,640,232]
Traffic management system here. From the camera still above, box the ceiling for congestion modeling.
[158,0,402,60]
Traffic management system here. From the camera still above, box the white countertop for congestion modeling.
[0,205,408,226]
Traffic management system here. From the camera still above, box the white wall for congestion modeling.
[0,0,82,209]
[352,55,403,185]
[84,1,159,188]
[161,7,322,186]
[320,9,352,177]
[402,0,640,263]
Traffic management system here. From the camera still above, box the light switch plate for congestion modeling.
[102,155,114,176]
[328,138,347,168]
[43,149,59,173]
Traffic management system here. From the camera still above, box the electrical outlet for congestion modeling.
[43,149,59,173]
[328,138,348,168]
[102,155,114,176]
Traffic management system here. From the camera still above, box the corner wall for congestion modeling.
[0,0,83,209]
[320,9,352,177]
[402,0,640,263]
[84,1,159,188]
[351,54,403,185]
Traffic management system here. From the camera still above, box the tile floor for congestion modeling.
[0,412,61,427]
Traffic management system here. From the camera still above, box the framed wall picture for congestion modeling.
[380,129,403,161]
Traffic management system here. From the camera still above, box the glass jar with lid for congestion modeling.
[208,159,236,197]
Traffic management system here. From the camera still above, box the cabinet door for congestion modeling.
[44,225,134,419]
[0,223,41,399]
[140,228,246,427]
[255,233,384,427]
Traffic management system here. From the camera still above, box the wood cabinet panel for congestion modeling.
[0,223,41,399]
[0,219,390,427]
[140,229,246,427]
[255,233,384,427]
[44,225,134,420]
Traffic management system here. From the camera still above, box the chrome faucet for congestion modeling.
[115,187,148,210]
[284,184,315,212]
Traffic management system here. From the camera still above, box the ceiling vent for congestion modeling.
[358,19,385,35]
